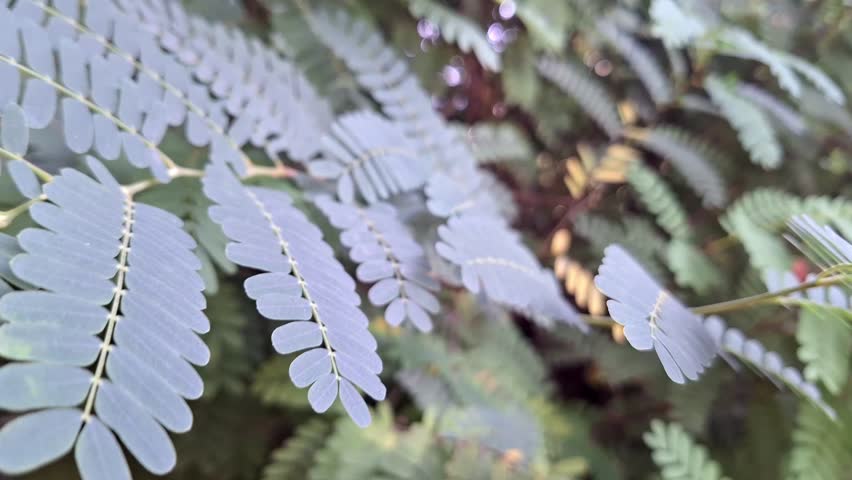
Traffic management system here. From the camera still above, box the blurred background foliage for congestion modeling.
[5,0,852,478]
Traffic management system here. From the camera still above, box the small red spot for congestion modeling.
[792,259,809,283]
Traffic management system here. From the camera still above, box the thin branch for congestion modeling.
[577,274,849,328]
[692,275,847,315]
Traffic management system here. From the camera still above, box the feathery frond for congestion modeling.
[627,162,692,240]
[598,18,673,105]
[624,126,727,207]
[706,75,782,169]
[666,240,725,295]
[405,0,500,71]
[649,0,707,49]
[0,158,209,478]
[0,5,175,179]
[308,111,426,204]
[306,8,459,167]
[537,57,623,139]
[262,418,332,480]
[203,164,385,427]
[437,214,585,330]
[788,215,852,270]
[715,27,802,100]
[595,245,717,383]
[721,193,852,271]
[453,122,534,164]
[703,315,835,419]
[315,196,440,332]
[643,420,729,480]
[736,83,807,135]
[787,403,852,480]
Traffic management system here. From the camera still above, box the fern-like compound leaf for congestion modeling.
[309,111,426,204]
[453,122,534,164]
[715,27,802,100]
[779,53,845,106]
[537,57,623,139]
[595,245,717,384]
[643,420,729,480]
[788,403,852,480]
[703,315,836,419]
[306,9,457,168]
[598,19,673,105]
[705,75,782,169]
[405,0,501,72]
[788,215,852,270]
[736,83,807,135]
[0,6,175,180]
[649,0,707,49]
[436,214,584,331]
[203,164,385,427]
[625,126,727,208]
[0,158,210,479]
[315,196,440,332]
[666,240,725,295]
[262,418,332,480]
[627,162,692,240]
[763,269,851,394]
[720,192,852,272]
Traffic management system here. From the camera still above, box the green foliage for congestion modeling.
[262,419,332,480]
[201,283,261,399]
[644,420,729,480]
[598,18,673,105]
[721,189,852,271]
[537,58,624,139]
[627,162,692,240]
[705,75,782,169]
[649,0,707,48]
[787,402,852,480]
[0,0,851,479]
[796,308,852,395]
[509,0,571,52]
[454,122,534,164]
[625,126,727,208]
[405,0,501,71]
[501,36,542,108]
[666,240,725,295]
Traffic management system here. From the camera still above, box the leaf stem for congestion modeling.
[120,163,299,197]
[0,147,54,182]
[577,274,848,327]
[81,190,135,422]
[0,195,46,229]
[0,54,177,171]
[691,275,846,315]
[29,0,258,173]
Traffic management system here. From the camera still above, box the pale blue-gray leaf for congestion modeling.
[7,160,40,198]
[75,417,132,480]
[62,98,95,154]
[339,379,371,428]
[0,323,100,365]
[1,103,28,155]
[307,373,338,413]
[0,291,109,333]
[0,409,82,475]
[0,363,91,411]
[289,348,332,388]
[271,321,322,354]
[95,382,177,475]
